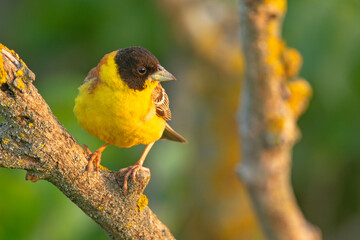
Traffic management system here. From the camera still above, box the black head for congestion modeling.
[114,47,160,90]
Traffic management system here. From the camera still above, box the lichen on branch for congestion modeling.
[237,1,321,240]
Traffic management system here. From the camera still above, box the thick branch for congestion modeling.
[237,1,320,240]
[0,44,174,240]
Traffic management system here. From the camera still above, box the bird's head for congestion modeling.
[114,46,175,91]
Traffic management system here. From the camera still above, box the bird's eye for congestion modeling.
[137,66,147,75]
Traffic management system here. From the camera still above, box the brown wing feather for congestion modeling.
[84,53,114,93]
[151,84,187,143]
[151,83,171,120]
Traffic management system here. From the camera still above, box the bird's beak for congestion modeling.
[151,65,176,82]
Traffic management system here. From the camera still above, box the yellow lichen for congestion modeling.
[16,70,24,77]
[0,51,6,84]
[126,223,132,228]
[20,133,25,137]
[0,44,27,84]
[98,206,104,210]
[287,78,312,117]
[137,194,148,212]
[2,138,9,144]
[1,99,16,107]
[10,49,16,57]
[1,99,8,106]
[267,116,285,134]
[0,43,14,56]
[0,43,20,84]
[99,165,109,171]
[14,78,25,90]
[283,47,303,79]
[266,115,287,146]
[266,36,285,77]
[264,0,287,12]
[28,123,34,128]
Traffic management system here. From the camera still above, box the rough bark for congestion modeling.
[237,1,321,240]
[0,44,174,240]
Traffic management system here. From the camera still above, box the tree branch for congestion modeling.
[0,43,174,240]
[237,1,321,240]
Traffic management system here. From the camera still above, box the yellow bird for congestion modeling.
[74,46,187,193]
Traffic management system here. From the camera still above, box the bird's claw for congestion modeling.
[82,144,92,154]
[117,164,149,195]
[83,147,102,175]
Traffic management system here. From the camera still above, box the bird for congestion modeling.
[73,46,187,194]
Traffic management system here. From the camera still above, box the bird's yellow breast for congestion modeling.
[74,52,166,148]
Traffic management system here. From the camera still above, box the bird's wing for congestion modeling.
[83,53,113,92]
[83,67,102,93]
[151,83,171,120]
[84,67,98,83]
[151,84,187,143]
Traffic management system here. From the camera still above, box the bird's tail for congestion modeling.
[161,123,187,143]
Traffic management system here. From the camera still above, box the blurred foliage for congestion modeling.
[285,0,360,238]
[0,0,359,239]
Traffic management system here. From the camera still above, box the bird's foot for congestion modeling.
[117,164,149,195]
[82,144,103,174]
